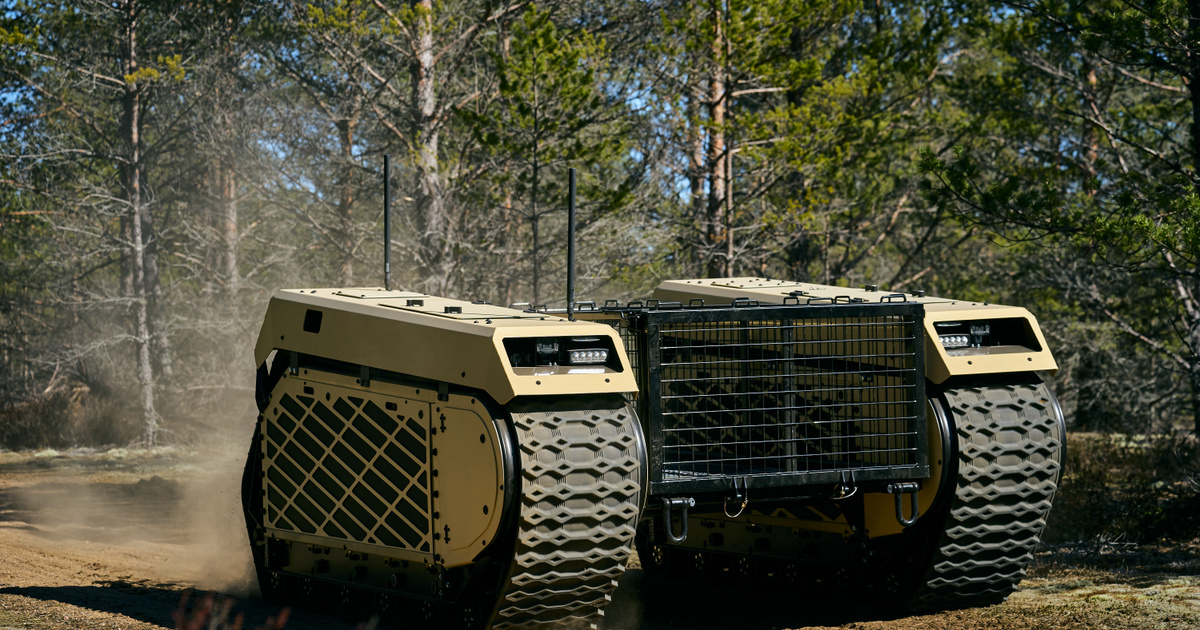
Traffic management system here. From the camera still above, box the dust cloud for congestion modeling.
[156,441,257,595]
[1,421,260,597]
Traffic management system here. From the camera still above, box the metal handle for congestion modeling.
[887,482,921,527]
[661,497,695,544]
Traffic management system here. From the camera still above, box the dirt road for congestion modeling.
[1,447,1198,630]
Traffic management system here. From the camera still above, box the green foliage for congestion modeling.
[918,0,1200,432]
[1046,434,1200,543]
[471,5,621,184]
[456,4,636,302]
[644,0,987,291]
[2,0,1197,441]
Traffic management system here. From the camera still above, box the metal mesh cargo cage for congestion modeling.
[613,301,926,497]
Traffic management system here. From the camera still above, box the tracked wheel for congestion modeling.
[240,415,274,602]
[488,395,646,629]
[895,379,1065,610]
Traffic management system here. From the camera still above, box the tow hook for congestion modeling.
[887,482,921,527]
[832,469,858,500]
[724,477,749,518]
[662,497,695,543]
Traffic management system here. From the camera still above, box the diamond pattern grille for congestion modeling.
[264,383,432,552]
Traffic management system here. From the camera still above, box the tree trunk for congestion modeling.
[144,178,172,388]
[1190,0,1200,177]
[336,116,358,286]
[1081,63,1099,180]
[706,0,728,279]
[412,0,446,294]
[220,167,239,305]
[120,217,134,297]
[1188,0,1200,435]
[1189,363,1200,435]
[122,0,157,448]
[687,78,706,275]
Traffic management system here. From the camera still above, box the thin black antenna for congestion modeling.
[384,154,392,291]
[566,167,577,321]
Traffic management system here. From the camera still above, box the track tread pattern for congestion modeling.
[912,381,1063,609]
[491,398,644,629]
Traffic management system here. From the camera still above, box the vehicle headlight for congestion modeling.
[568,348,609,364]
[940,334,970,349]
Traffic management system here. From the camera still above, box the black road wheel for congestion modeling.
[887,380,1065,611]
[487,395,646,630]
[240,416,277,602]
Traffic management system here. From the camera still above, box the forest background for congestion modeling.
[2,0,1199,477]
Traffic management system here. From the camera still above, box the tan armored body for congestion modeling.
[244,277,1064,626]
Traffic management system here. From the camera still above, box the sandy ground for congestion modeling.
[1,446,1198,630]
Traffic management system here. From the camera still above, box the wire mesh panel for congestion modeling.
[626,303,925,496]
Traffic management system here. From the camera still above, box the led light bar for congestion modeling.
[569,348,609,365]
[939,334,970,349]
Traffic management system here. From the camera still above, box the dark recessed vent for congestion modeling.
[303,309,323,334]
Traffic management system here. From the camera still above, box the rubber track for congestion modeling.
[911,381,1064,609]
[489,398,644,629]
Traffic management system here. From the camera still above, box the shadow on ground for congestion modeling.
[5,551,1199,630]
[0,581,361,630]
[0,569,908,630]
[606,568,909,630]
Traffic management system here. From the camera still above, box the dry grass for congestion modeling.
[0,389,139,450]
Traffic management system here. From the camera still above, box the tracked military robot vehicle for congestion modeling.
[637,278,1064,610]
[244,277,1063,627]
